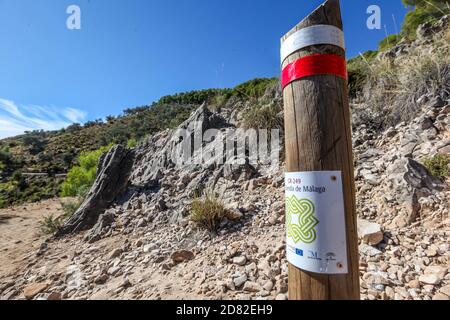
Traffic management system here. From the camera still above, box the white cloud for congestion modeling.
[0,98,88,139]
[62,107,87,123]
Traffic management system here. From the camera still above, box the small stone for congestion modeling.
[94,274,109,284]
[136,218,147,228]
[47,292,62,301]
[276,279,288,294]
[423,285,435,294]
[395,287,410,299]
[420,117,434,130]
[359,244,382,257]
[233,274,248,288]
[143,244,156,253]
[109,248,123,260]
[23,283,50,300]
[440,105,450,114]
[171,250,195,263]
[243,281,262,293]
[363,173,381,186]
[225,209,243,221]
[262,280,274,292]
[135,239,144,247]
[373,284,385,291]
[161,263,172,271]
[233,256,247,266]
[107,266,121,276]
[439,285,450,297]
[419,274,441,285]
[408,280,421,289]
[268,215,278,226]
[424,265,447,279]
[385,286,395,299]
[120,279,132,289]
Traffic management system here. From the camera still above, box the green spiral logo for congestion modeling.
[286,195,319,244]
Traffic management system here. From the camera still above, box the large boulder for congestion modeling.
[357,219,384,246]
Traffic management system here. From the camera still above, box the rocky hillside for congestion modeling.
[0,79,278,208]
[1,16,450,301]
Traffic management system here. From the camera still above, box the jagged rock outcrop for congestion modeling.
[55,105,262,240]
[110,105,264,228]
[55,145,135,237]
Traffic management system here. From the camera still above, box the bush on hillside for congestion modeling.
[0,148,12,164]
[401,0,450,40]
[40,198,82,235]
[157,89,231,106]
[40,214,62,235]
[234,78,278,99]
[22,135,46,155]
[0,148,13,171]
[127,138,138,149]
[423,154,450,179]
[0,177,61,209]
[61,145,112,197]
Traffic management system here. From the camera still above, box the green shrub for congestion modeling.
[401,0,450,40]
[423,154,450,179]
[0,148,12,164]
[157,89,231,106]
[127,138,138,149]
[40,198,83,235]
[22,135,46,155]
[40,214,64,235]
[234,78,278,99]
[190,192,226,232]
[61,145,111,197]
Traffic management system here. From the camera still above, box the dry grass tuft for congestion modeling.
[360,28,450,129]
[190,192,226,232]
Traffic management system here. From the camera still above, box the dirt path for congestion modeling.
[0,199,63,279]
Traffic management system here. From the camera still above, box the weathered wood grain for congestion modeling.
[282,0,360,300]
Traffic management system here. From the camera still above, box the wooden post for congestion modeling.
[281,0,360,300]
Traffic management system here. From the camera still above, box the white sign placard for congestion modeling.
[285,171,348,274]
[280,25,345,63]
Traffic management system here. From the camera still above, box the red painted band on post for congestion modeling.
[282,54,347,89]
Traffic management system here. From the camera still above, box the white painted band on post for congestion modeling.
[280,25,345,64]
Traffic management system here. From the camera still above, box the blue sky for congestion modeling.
[0,0,410,138]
